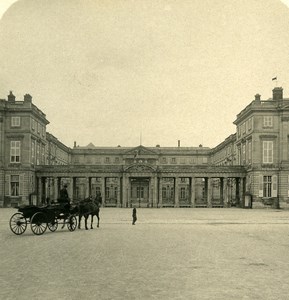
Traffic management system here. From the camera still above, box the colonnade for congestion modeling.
[37,173,246,208]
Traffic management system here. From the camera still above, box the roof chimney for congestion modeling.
[178,140,180,147]
[254,94,261,101]
[8,91,15,102]
[24,94,32,102]
[272,87,283,100]
[74,141,76,148]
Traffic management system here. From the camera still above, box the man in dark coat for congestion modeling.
[59,184,69,203]
[132,207,137,225]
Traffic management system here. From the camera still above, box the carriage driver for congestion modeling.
[58,184,70,213]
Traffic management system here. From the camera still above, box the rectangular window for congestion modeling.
[31,140,35,164]
[36,143,40,165]
[263,141,273,163]
[171,158,176,164]
[263,176,272,198]
[31,118,35,130]
[263,116,273,127]
[137,187,144,198]
[248,141,252,163]
[37,122,40,133]
[114,157,119,163]
[105,157,110,163]
[11,175,20,196]
[248,117,252,131]
[11,116,20,127]
[105,187,110,198]
[162,157,167,164]
[180,187,186,199]
[162,187,167,199]
[10,141,20,163]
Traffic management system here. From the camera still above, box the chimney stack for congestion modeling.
[8,91,15,102]
[254,94,261,101]
[74,141,76,148]
[24,94,32,103]
[178,140,180,147]
[272,87,283,101]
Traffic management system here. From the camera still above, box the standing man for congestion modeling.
[132,207,137,225]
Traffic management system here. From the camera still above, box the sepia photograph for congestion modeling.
[1,0,289,299]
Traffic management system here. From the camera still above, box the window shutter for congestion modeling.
[272,175,277,197]
[5,175,10,196]
[258,175,263,197]
[19,174,25,196]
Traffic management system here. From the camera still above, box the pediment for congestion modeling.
[124,145,157,156]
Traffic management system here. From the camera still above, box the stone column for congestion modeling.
[127,178,131,208]
[84,177,90,198]
[207,177,212,208]
[174,177,179,207]
[122,175,128,208]
[54,177,59,201]
[68,177,74,202]
[158,177,163,208]
[101,177,106,207]
[117,177,121,207]
[148,177,153,208]
[235,178,240,206]
[38,177,42,205]
[223,177,229,207]
[190,177,196,208]
[153,176,158,208]
[220,178,224,204]
[240,177,244,208]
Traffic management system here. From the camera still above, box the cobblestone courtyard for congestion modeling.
[1,208,289,300]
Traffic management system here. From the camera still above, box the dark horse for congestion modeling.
[78,195,101,230]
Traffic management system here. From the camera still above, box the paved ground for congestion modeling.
[1,207,289,300]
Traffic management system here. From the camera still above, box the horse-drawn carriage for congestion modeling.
[9,202,78,235]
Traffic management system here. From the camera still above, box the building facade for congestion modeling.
[1,87,289,209]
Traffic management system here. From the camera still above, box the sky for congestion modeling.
[1,0,289,149]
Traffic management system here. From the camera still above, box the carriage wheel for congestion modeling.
[9,213,27,235]
[47,219,58,232]
[30,212,47,235]
[67,215,77,231]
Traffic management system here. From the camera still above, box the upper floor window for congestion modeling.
[171,157,176,164]
[37,122,40,134]
[161,157,167,164]
[105,157,110,164]
[31,140,35,164]
[248,141,252,164]
[263,116,273,128]
[263,141,273,163]
[248,117,253,131]
[11,116,20,127]
[10,141,20,163]
[114,157,120,163]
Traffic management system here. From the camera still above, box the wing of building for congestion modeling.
[0,87,288,209]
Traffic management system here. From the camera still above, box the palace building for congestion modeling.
[1,87,289,209]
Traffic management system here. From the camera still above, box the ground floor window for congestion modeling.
[263,176,272,197]
[11,175,20,196]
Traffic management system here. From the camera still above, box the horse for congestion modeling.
[77,196,101,230]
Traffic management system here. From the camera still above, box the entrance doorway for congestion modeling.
[130,178,149,208]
